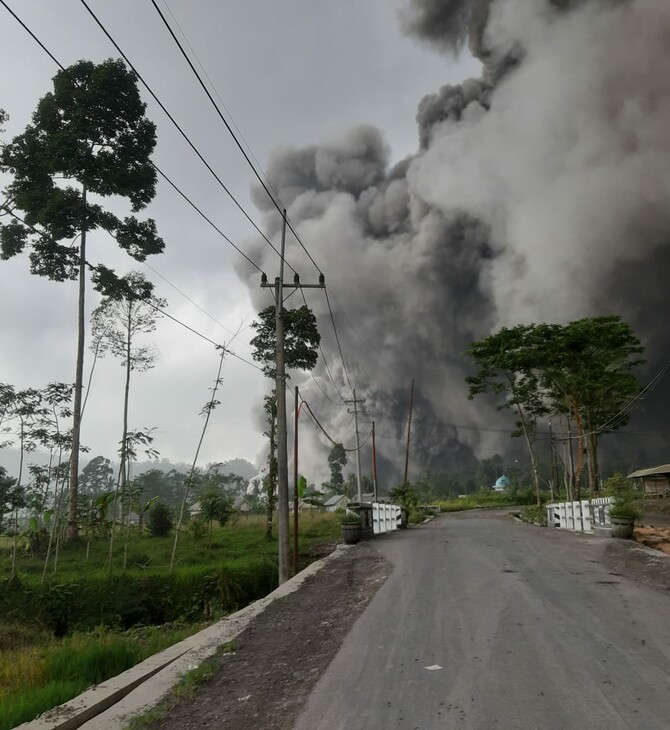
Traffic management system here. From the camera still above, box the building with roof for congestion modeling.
[492,475,511,493]
[627,464,670,497]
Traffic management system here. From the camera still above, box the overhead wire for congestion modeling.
[148,0,322,275]
[298,287,347,404]
[0,4,268,360]
[323,286,354,393]
[2,206,263,371]
[6,0,365,406]
[299,396,372,452]
[159,0,281,203]
[76,0,297,275]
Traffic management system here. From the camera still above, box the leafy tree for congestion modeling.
[250,305,320,379]
[79,455,114,498]
[540,317,643,497]
[389,483,419,513]
[91,272,165,493]
[326,443,347,493]
[147,501,173,537]
[0,466,19,534]
[466,325,548,506]
[198,488,233,533]
[132,468,185,509]
[1,59,164,540]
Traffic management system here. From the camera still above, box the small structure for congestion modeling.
[324,494,346,512]
[627,464,670,497]
[492,475,511,493]
[233,495,254,513]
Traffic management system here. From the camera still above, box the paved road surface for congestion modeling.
[294,512,670,730]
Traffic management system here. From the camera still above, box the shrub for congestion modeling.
[148,503,173,537]
[520,505,547,526]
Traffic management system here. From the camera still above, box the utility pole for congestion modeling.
[403,379,415,484]
[293,385,299,577]
[346,390,366,502]
[372,420,378,502]
[548,418,557,502]
[260,211,324,585]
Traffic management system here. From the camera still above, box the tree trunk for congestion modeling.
[571,399,585,502]
[11,419,26,578]
[586,429,600,497]
[67,184,87,541]
[265,414,277,540]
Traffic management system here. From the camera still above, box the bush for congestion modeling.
[520,505,547,526]
[147,503,173,537]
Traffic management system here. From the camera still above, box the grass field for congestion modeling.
[0,512,341,729]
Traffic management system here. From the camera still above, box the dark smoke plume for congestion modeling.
[242,0,670,485]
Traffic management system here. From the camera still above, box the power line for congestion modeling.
[76,0,296,275]
[151,163,264,274]
[299,287,347,404]
[323,286,354,394]
[300,397,371,452]
[159,0,281,202]
[3,206,262,371]
[148,0,322,275]
[0,0,64,69]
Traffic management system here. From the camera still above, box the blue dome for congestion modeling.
[495,475,511,487]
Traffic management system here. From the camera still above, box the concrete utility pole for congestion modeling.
[346,390,366,501]
[260,211,324,584]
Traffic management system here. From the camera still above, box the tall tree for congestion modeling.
[250,305,320,379]
[79,455,114,498]
[251,305,320,542]
[541,317,643,497]
[466,325,549,506]
[326,443,347,493]
[90,271,165,494]
[0,59,164,539]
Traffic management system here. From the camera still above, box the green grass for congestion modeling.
[0,513,342,727]
[436,490,539,513]
[0,623,200,730]
[0,513,340,582]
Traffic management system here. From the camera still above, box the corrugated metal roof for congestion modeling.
[627,464,670,478]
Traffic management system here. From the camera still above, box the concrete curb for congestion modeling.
[17,545,352,730]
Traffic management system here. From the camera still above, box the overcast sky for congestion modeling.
[0,0,480,470]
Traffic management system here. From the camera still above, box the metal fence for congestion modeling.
[372,502,402,535]
[546,496,614,533]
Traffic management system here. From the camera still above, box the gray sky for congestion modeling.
[0,0,480,469]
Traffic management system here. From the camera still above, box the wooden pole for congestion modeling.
[403,379,415,484]
[372,420,378,502]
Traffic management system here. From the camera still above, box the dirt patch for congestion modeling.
[603,537,670,593]
[634,526,670,555]
[146,542,390,730]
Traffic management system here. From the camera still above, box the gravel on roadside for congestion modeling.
[144,542,390,730]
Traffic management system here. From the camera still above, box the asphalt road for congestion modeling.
[294,511,670,730]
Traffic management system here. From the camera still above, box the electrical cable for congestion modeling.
[323,286,354,393]
[300,398,372,452]
[151,163,264,274]
[159,0,281,203]
[149,0,322,275]
[77,0,297,274]
[298,287,346,404]
[3,206,263,371]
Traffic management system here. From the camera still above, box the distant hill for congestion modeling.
[0,450,257,481]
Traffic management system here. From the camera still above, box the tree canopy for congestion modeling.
[465,316,644,499]
[250,304,320,378]
[0,59,165,539]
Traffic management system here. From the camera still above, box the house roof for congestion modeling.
[627,464,670,478]
[324,494,345,507]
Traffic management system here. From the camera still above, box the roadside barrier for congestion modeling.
[546,496,614,533]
